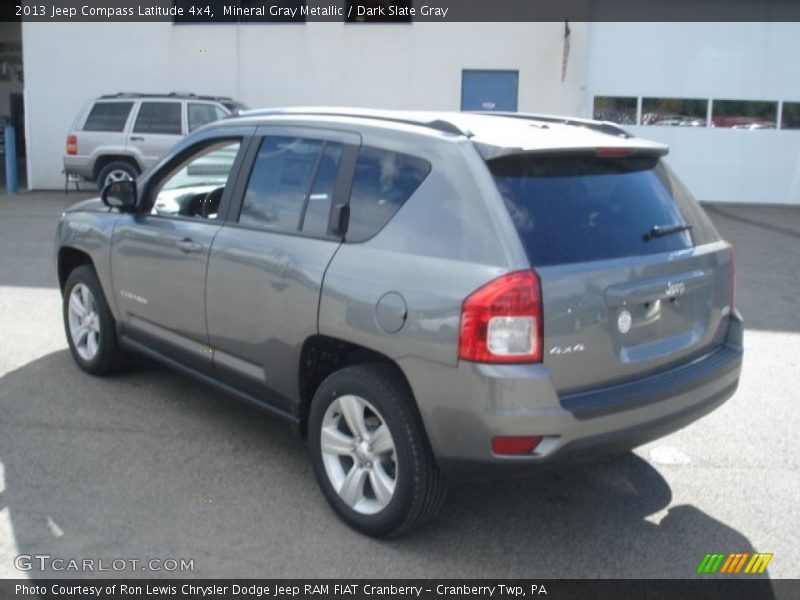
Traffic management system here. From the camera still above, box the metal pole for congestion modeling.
[4,124,17,195]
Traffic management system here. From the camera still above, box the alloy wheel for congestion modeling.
[67,283,101,361]
[320,394,398,515]
[104,169,132,187]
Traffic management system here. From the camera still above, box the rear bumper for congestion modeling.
[404,311,744,481]
[63,156,94,180]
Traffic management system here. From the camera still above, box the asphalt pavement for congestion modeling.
[0,192,798,584]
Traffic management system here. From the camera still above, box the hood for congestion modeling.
[65,197,108,213]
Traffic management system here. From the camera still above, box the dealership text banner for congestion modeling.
[6,1,800,22]
[0,579,790,600]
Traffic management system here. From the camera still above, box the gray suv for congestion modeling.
[63,92,246,191]
[55,108,743,536]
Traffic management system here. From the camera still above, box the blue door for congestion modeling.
[461,70,519,112]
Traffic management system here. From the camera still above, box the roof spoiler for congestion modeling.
[473,111,633,139]
[475,142,669,161]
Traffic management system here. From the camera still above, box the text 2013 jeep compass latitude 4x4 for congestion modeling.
[55,108,743,536]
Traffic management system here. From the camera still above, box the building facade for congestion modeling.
[21,21,586,190]
[587,22,800,205]
[15,20,800,204]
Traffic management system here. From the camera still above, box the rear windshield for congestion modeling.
[489,154,716,267]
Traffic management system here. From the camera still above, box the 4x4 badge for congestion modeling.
[550,344,586,355]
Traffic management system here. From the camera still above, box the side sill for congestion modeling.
[119,335,300,429]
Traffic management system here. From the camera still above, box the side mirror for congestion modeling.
[101,179,137,212]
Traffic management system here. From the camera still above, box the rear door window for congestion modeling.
[301,143,344,236]
[488,154,703,266]
[133,102,182,135]
[83,102,133,132]
[239,136,344,235]
[346,147,430,242]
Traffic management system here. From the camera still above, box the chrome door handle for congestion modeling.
[177,238,203,253]
[130,136,145,141]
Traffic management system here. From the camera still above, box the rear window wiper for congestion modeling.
[643,223,693,242]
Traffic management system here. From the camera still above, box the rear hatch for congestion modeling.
[488,151,734,393]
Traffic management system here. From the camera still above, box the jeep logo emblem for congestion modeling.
[617,310,632,334]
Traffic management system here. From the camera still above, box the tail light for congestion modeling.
[458,270,543,364]
[66,135,77,155]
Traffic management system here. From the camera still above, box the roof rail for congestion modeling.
[239,107,469,137]
[475,111,633,138]
[98,92,235,102]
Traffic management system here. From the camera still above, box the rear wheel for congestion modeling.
[308,364,447,537]
[63,265,123,375]
[96,161,139,192]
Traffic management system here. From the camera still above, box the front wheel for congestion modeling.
[308,364,446,537]
[63,265,123,375]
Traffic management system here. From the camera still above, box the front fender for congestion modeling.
[57,208,121,321]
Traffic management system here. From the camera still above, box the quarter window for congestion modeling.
[134,102,182,135]
[188,103,228,132]
[346,147,430,242]
[83,102,133,132]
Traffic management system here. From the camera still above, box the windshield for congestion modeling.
[488,154,707,267]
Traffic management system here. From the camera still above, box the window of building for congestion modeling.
[593,96,637,125]
[188,103,228,132]
[712,100,777,129]
[641,98,708,127]
[345,0,413,23]
[133,102,182,135]
[780,102,800,129]
[83,102,133,132]
[239,137,325,232]
[346,147,430,242]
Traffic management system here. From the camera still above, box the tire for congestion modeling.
[63,265,124,376]
[308,363,447,537]
[96,161,139,192]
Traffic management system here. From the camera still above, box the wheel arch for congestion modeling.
[297,335,422,439]
[92,155,142,181]
[58,246,95,292]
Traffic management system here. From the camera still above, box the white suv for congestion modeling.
[63,92,246,191]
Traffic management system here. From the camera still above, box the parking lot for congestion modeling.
[0,192,798,581]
